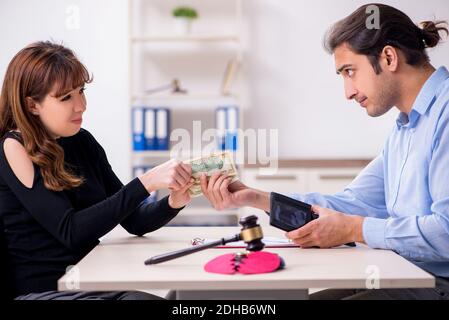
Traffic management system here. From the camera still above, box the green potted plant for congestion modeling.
[172,6,198,35]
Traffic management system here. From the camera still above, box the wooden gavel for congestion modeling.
[144,215,265,265]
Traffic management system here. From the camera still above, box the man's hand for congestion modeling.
[286,205,365,248]
[200,172,264,210]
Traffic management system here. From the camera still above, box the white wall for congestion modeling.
[244,0,449,159]
[0,0,130,181]
[1,0,449,182]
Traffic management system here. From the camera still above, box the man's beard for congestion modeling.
[368,77,398,117]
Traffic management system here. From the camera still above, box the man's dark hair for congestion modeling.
[324,3,448,74]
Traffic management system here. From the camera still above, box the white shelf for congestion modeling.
[132,150,171,158]
[131,35,240,43]
[132,93,240,109]
[129,0,245,184]
[132,151,246,171]
[167,207,240,227]
[132,149,243,160]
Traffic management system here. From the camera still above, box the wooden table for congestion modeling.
[58,224,434,300]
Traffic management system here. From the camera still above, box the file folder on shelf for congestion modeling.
[225,106,238,151]
[215,106,239,151]
[155,108,170,150]
[144,108,156,150]
[216,107,226,150]
[132,107,171,151]
[132,107,145,151]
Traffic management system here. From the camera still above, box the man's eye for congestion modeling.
[61,94,71,102]
[346,69,354,77]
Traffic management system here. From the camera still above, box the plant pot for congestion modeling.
[173,17,193,35]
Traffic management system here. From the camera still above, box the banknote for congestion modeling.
[184,151,239,198]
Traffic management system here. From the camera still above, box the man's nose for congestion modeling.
[344,80,358,100]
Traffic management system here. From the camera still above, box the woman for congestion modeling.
[0,41,193,300]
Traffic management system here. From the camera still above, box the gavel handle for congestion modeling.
[144,234,241,265]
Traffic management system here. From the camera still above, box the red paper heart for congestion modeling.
[204,253,237,274]
[238,252,281,274]
[204,252,282,275]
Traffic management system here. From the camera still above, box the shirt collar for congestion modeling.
[396,66,449,129]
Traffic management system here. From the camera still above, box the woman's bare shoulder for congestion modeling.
[3,137,34,189]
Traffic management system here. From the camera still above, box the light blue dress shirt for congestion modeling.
[292,66,449,278]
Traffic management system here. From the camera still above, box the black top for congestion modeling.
[0,129,182,297]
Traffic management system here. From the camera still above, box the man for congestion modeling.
[200,4,449,300]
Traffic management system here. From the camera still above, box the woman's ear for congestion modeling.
[25,97,39,116]
[381,46,399,72]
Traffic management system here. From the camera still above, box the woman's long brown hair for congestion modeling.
[0,41,92,191]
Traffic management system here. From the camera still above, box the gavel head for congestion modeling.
[239,215,265,252]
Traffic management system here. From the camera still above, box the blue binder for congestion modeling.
[144,108,157,150]
[216,106,239,151]
[132,107,145,151]
[225,106,238,151]
[155,108,170,150]
[216,107,227,150]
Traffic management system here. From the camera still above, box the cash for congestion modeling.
[184,151,239,198]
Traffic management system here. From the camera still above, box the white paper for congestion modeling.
[194,236,298,248]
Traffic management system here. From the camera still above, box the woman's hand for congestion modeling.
[139,159,192,193]
[168,180,194,209]
[200,172,266,210]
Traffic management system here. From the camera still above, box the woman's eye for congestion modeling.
[79,87,86,94]
[347,69,354,77]
[61,94,71,102]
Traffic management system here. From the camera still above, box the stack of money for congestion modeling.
[183,151,239,198]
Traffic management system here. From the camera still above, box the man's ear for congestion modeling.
[381,46,399,72]
[25,97,39,116]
